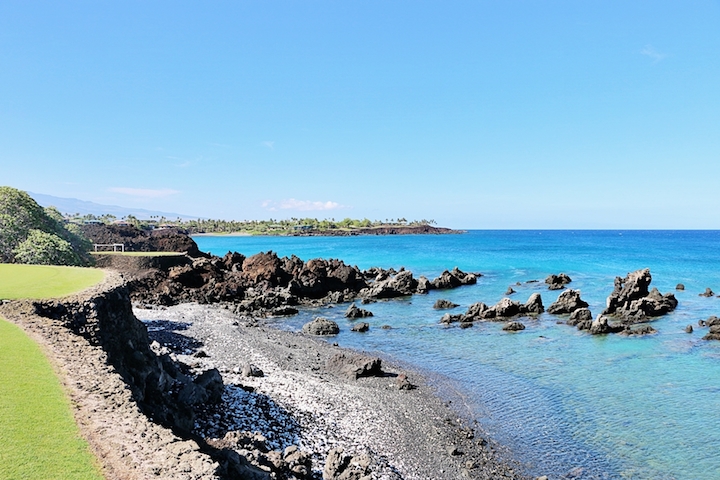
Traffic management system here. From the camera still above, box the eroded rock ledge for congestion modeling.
[0,271,527,480]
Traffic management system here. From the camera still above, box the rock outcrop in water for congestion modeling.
[430,267,479,289]
[547,289,589,315]
[433,299,459,309]
[441,294,544,324]
[567,308,593,329]
[345,303,373,318]
[603,269,678,322]
[545,273,572,290]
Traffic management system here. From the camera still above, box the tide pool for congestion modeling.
[195,231,720,479]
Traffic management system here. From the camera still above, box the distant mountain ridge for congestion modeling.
[29,192,197,220]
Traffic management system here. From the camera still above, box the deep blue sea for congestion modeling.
[194,231,720,479]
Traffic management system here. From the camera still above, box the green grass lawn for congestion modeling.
[0,264,105,300]
[0,318,104,479]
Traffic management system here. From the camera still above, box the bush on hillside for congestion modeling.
[12,230,81,265]
[0,186,93,266]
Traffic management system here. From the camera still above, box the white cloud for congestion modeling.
[109,187,180,198]
[262,141,275,150]
[262,198,345,212]
[640,45,667,62]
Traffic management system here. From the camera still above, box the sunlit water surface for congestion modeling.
[195,231,720,479]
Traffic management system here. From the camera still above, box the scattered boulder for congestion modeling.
[547,289,589,315]
[430,267,478,290]
[241,363,264,378]
[676,284,685,291]
[272,306,299,316]
[433,299,459,309]
[703,325,720,341]
[603,269,678,321]
[502,321,525,331]
[464,302,493,321]
[396,373,417,390]
[588,315,624,335]
[545,273,572,290]
[567,308,593,326]
[685,324,694,333]
[440,313,465,324]
[700,288,715,297]
[623,324,657,336]
[302,317,340,336]
[360,270,418,299]
[707,316,720,327]
[505,287,516,295]
[523,293,544,314]
[457,294,543,323]
[323,448,372,480]
[345,303,373,318]
[326,353,382,379]
[350,322,370,333]
[179,368,224,405]
[416,276,432,294]
[494,298,521,318]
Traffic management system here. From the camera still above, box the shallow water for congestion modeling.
[195,231,720,479]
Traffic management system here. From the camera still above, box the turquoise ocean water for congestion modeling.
[195,231,720,479]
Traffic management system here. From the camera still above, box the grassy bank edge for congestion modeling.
[0,317,105,479]
[0,264,105,300]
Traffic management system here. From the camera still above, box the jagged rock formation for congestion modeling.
[603,269,678,322]
[323,448,372,480]
[345,303,373,318]
[81,223,203,256]
[433,299,459,309]
[547,289,589,315]
[545,273,572,290]
[30,283,217,434]
[567,308,593,329]
[430,267,478,289]
[442,294,543,324]
[360,269,421,299]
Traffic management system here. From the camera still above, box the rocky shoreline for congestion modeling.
[7,226,714,479]
[0,271,529,479]
[136,302,528,479]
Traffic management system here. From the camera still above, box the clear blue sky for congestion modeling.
[1,1,718,228]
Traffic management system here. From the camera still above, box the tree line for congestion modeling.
[66,214,437,235]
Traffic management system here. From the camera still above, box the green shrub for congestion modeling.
[0,187,93,266]
[12,230,80,265]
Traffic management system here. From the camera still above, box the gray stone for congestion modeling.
[350,322,370,333]
[302,317,340,335]
[433,299,460,309]
[326,353,382,379]
[502,321,525,331]
[568,308,593,326]
[241,363,264,378]
[547,289,589,315]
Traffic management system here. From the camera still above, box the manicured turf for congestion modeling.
[0,318,103,479]
[0,264,105,300]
